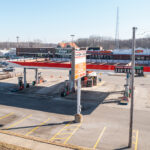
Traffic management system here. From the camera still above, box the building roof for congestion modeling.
[57,42,79,49]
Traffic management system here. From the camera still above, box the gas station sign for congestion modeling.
[71,50,86,80]
[71,50,86,122]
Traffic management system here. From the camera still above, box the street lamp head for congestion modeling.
[133,27,137,30]
[70,34,75,37]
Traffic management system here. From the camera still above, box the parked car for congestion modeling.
[0,62,8,67]
[3,67,15,72]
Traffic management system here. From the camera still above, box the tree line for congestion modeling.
[0,41,56,49]
[0,36,150,50]
[75,36,150,50]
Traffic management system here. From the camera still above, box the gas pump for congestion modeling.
[38,72,44,84]
[124,73,130,97]
[120,73,130,105]
[18,77,24,90]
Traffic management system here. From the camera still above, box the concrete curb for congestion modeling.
[0,141,31,150]
[108,74,126,76]
[0,130,93,150]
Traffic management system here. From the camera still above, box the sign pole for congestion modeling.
[75,78,82,122]
[128,27,137,148]
[77,78,81,114]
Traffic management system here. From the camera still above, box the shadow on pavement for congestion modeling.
[115,146,130,150]
[0,82,123,116]
[2,121,73,131]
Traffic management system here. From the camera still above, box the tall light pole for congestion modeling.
[128,27,137,148]
[70,34,75,48]
[115,7,119,50]
[16,36,19,48]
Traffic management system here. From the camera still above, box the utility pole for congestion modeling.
[128,27,137,148]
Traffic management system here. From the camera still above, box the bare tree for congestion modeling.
[76,35,150,49]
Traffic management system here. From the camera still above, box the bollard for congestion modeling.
[74,114,83,123]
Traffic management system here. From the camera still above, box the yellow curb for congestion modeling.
[0,130,93,150]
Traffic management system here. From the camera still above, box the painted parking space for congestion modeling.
[5,114,32,130]
[0,110,141,150]
[93,126,107,149]
[65,118,108,149]
[0,112,19,128]
[1,113,53,138]
[49,122,82,144]
[25,118,50,136]
[0,112,86,148]
[0,112,105,149]
[133,130,139,150]
[0,112,14,120]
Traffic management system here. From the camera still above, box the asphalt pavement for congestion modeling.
[0,92,149,150]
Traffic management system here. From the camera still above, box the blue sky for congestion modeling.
[0,0,150,43]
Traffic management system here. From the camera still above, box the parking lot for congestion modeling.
[0,68,150,150]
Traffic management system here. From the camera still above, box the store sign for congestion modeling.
[115,66,143,74]
[135,50,143,53]
[71,50,86,80]
[100,50,112,54]
[115,66,131,73]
